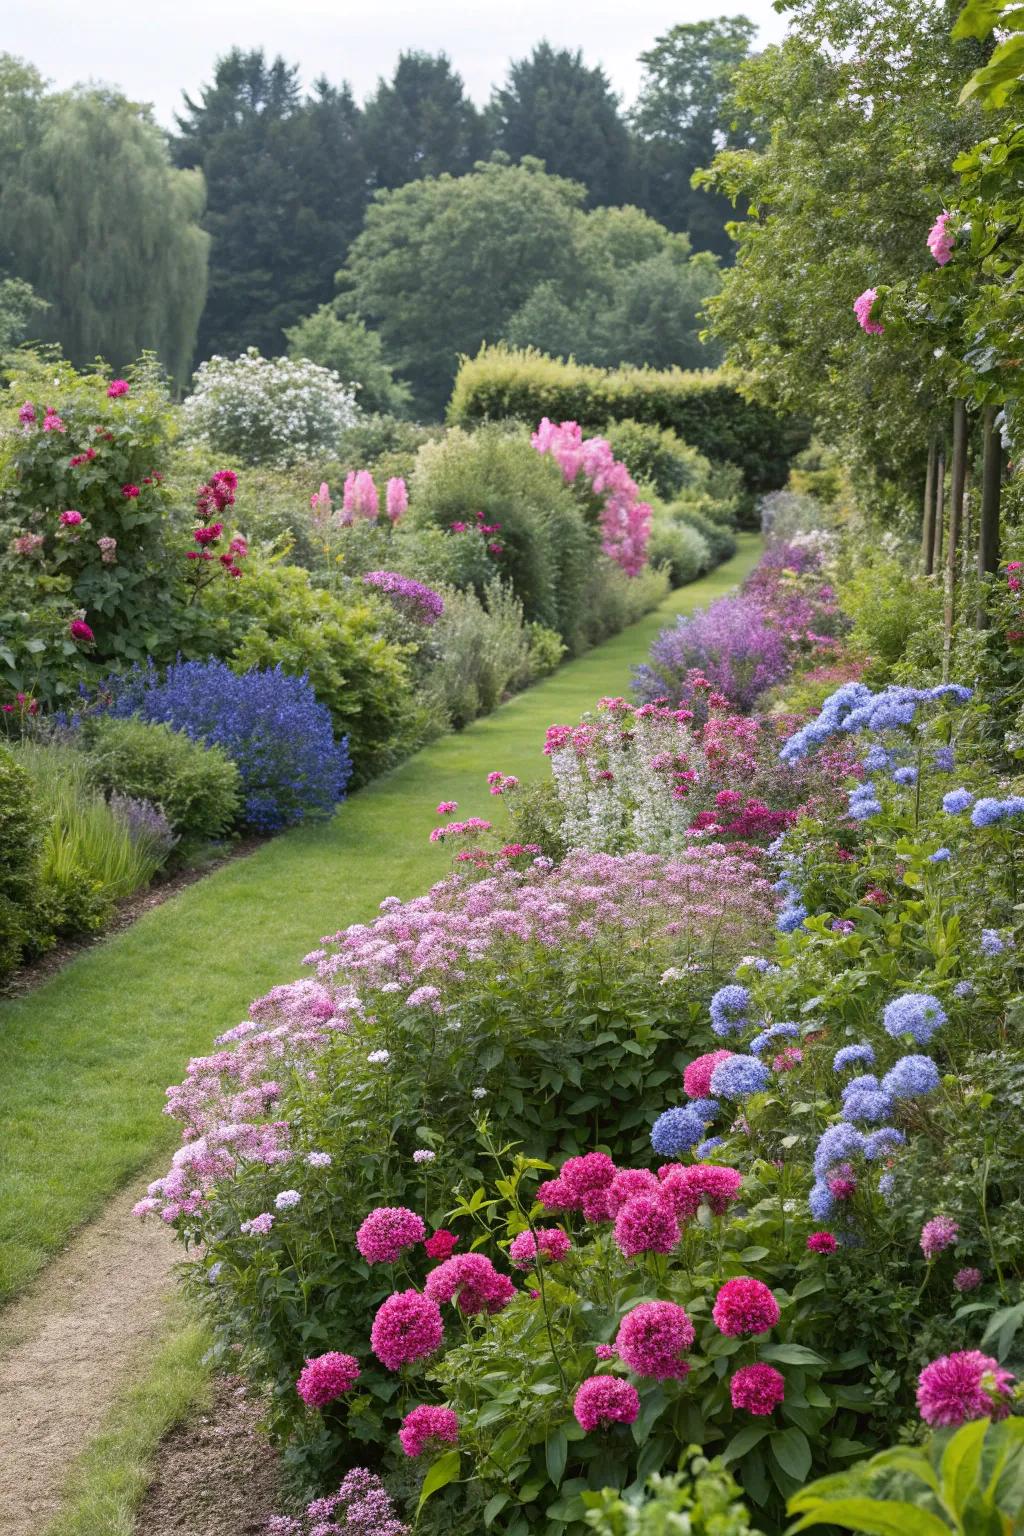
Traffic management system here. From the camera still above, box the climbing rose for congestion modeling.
[917,1351,1014,1426]
[712,1277,780,1337]
[854,287,884,334]
[370,1290,444,1371]
[730,1363,785,1416]
[356,1206,426,1264]
[296,1351,360,1407]
[573,1376,641,1432]
[614,1301,695,1380]
[399,1404,459,1457]
[508,1228,572,1268]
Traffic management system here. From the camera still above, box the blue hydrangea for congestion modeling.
[1002,796,1024,816]
[882,993,947,1045]
[813,1123,866,1179]
[841,1077,894,1123]
[933,747,955,772]
[953,980,974,998]
[972,797,1006,828]
[943,789,974,815]
[808,1180,835,1220]
[981,929,1006,956]
[749,1022,800,1056]
[736,956,774,975]
[695,1136,726,1159]
[687,1097,721,1124]
[864,1127,906,1161]
[709,984,751,1037]
[833,1043,876,1072]
[863,745,892,771]
[930,848,952,863]
[777,899,809,933]
[892,766,918,786]
[881,1055,940,1099]
[650,1106,707,1156]
[709,1054,771,1100]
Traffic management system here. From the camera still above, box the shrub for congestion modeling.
[284,308,413,418]
[604,418,713,500]
[97,659,351,831]
[0,743,45,978]
[634,594,790,712]
[181,351,359,467]
[84,717,240,840]
[647,514,711,586]
[578,561,670,649]
[422,582,555,729]
[448,345,809,493]
[671,505,738,565]
[585,1460,763,1535]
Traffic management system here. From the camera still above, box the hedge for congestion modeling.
[447,345,810,494]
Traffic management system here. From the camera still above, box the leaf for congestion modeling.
[786,1497,954,1535]
[483,1492,510,1527]
[722,1421,772,1464]
[771,1426,812,1482]
[545,1425,568,1489]
[940,1417,988,1514]
[416,1450,461,1514]
[759,1343,827,1367]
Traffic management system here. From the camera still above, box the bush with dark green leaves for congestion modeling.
[84,717,241,841]
[0,744,45,978]
[604,418,712,500]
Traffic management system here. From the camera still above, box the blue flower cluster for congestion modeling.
[749,1022,799,1056]
[981,929,1007,956]
[710,1054,771,1100]
[695,1136,725,1158]
[863,745,891,771]
[709,984,751,1037]
[942,788,974,814]
[933,747,955,772]
[780,682,972,763]
[864,1127,906,1160]
[892,766,918,786]
[929,848,952,863]
[813,1123,866,1179]
[848,782,882,820]
[882,992,947,1045]
[98,658,351,832]
[840,1074,893,1123]
[833,1043,876,1072]
[972,796,1024,827]
[881,1055,939,1099]
[650,1106,707,1155]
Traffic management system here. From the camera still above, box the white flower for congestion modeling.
[367,1049,391,1064]
[472,1087,487,1100]
[412,1149,436,1164]
[306,1151,332,1168]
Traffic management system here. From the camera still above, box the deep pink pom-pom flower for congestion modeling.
[398,1403,459,1457]
[536,1177,571,1210]
[614,1301,694,1379]
[370,1289,444,1371]
[59,509,83,526]
[573,1375,640,1432]
[921,1215,959,1260]
[854,287,884,334]
[606,1168,660,1215]
[356,1206,426,1264]
[657,1163,742,1220]
[425,1253,515,1314]
[107,378,130,398]
[917,1351,1014,1427]
[423,1229,459,1261]
[613,1193,680,1258]
[712,1277,780,1337]
[69,618,95,643]
[683,1050,734,1099]
[558,1153,617,1210]
[508,1227,572,1269]
[806,1231,837,1255]
[730,1363,785,1416]
[296,1351,360,1407]
[954,1266,983,1293]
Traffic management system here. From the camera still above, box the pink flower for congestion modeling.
[11,532,44,556]
[386,477,408,524]
[69,618,95,644]
[343,469,379,520]
[730,1363,785,1416]
[423,1229,459,1261]
[435,801,458,815]
[615,1301,694,1380]
[356,1206,426,1264]
[917,1351,1014,1427]
[370,1289,444,1371]
[59,509,83,526]
[613,1194,680,1258]
[425,1253,516,1315]
[43,409,66,432]
[806,1231,837,1255]
[18,401,35,425]
[399,1403,458,1458]
[310,482,332,523]
[921,1216,959,1260]
[240,1211,274,1236]
[558,1153,618,1211]
[107,378,130,398]
[658,1163,742,1220]
[954,1267,983,1293]
[827,1164,857,1200]
[194,523,222,546]
[594,1344,616,1360]
[606,1168,661,1215]
[684,1050,734,1099]
[121,483,141,498]
[853,288,884,335]
[773,1047,803,1072]
[927,211,955,266]
[296,1351,360,1407]
[712,1277,780,1337]
[508,1227,572,1269]
[97,535,117,563]
[573,1376,640,1432]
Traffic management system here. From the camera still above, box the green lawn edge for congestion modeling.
[0,535,760,1302]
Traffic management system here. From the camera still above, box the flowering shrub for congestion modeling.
[531,417,652,576]
[362,571,444,626]
[181,350,359,467]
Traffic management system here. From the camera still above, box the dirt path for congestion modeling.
[0,1174,177,1536]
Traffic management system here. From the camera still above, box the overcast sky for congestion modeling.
[6,1,789,124]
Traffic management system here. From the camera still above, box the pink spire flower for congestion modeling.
[296,1351,360,1407]
[730,1363,785,1416]
[310,482,332,525]
[386,476,408,524]
[399,1404,458,1457]
[343,469,379,520]
[917,1351,1014,1427]
[927,211,955,266]
[573,1375,640,1432]
[853,288,884,334]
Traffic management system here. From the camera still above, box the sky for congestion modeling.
[6,1,790,124]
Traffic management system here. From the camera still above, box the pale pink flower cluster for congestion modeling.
[532,417,651,576]
[386,476,408,524]
[927,211,955,266]
[339,469,379,523]
[853,287,884,335]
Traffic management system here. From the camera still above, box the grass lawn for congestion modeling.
[0,536,760,1302]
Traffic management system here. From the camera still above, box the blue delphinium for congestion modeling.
[709,984,751,1037]
[808,1180,835,1220]
[981,929,1007,956]
[882,992,947,1045]
[695,1136,726,1159]
[864,1127,906,1160]
[892,766,918,786]
[942,789,974,815]
[813,1123,866,1179]
[650,1106,707,1156]
[930,848,952,863]
[933,747,955,771]
[749,1022,800,1056]
[833,1043,876,1072]
[881,1055,940,1099]
[841,1076,893,1123]
[709,1055,771,1100]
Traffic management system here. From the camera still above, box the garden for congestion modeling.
[2,0,1024,1533]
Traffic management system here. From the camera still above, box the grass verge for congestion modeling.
[0,536,760,1301]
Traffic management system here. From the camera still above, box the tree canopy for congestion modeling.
[362,52,487,190]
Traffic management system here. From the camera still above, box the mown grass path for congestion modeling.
[0,535,760,1304]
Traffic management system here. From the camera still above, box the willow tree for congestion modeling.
[0,70,208,387]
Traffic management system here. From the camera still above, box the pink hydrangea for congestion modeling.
[398,1403,459,1457]
[606,1168,661,1215]
[614,1301,694,1379]
[806,1231,837,1255]
[730,1363,785,1416]
[712,1277,780,1337]
[613,1194,681,1258]
[684,1050,734,1099]
[921,1216,959,1260]
[425,1253,516,1315]
[356,1206,426,1264]
[370,1289,444,1371]
[954,1267,983,1293]
[508,1227,572,1269]
[854,287,884,335]
[927,211,954,266]
[917,1351,1014,1427]
[573,1375,641,1432]
[296,1351,360,1407]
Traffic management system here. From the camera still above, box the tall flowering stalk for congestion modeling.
[531,418,651,576]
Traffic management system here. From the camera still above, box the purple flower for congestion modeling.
[633,595,790,712]
[363,571,444,626]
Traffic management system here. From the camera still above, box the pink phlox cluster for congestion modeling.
[424,1253,516,1314]
[487,771,519,795]
[573,1375,640,1431]
[615,1301,695,1379]
[531,418,651,575]
[268,1468,410,1536]
[356,1206,427,1264]
[428,817,492,843]
[296,1351,360,1407]
[730,1363,785,1415]
[917,1351,1014,1427]
[370,1290,444,1370]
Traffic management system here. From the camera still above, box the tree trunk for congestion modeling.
[932,449,946,573]
[943,400,968,681]
[977,404,1003,625]
[922,437,937,574]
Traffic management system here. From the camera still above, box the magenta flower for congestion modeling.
[806,1231,837,1255]
[917,1351,1014,1427]
[508,1227,572,1269]
[59,509,83,526]
[121,483,141,499]
[69,618,95,644]
[730,1363,785,1416]
[921,1215,959,1260]
[107,378,130,398]
[356,1206,426,1264]
[296,1351,360,1408]
[343,469,379,520]
[954,1267,983,1293]
[606,1168,661,1216]
[927,211,955,266]
[614,1301,694,1380]
[42,409,66,432]
[370,1289,444,1371]
[712,1277,780,1337]
[18,401,35,425]
[435,801,458,815]
[399,1403,458,1458]
[854,287,884,335]
[573,1375,640,1432]
[423,1229,458,1260]
[684,1050,734,1099]
[613,1193,680,1258]
[425,1253,515,1315]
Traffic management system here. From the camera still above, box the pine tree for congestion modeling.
[362,52,488,190]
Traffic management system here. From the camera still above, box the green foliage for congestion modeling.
[604,419,713,501]
[0,62,207,387]
[838,554,944,684]
[671,505,738,564]
[284,307,412,417]
[584,1456,763,1534]
[362,51,488,190]
[788,1418,1024,1533]
[83,718,240,840]
[648,514,712,587]
[422,582,561,730]
[448,346,807,494]
[0,742,45,978]
[0,274,47,355]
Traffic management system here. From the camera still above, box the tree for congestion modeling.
[0,68,208,387]
[340,158,584,415]
[490,44,633,208]
[284,306,412,416]
[631,17,758,259]
[362,52,488,190]
[0,275,46,353]
[173,50,368,357]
